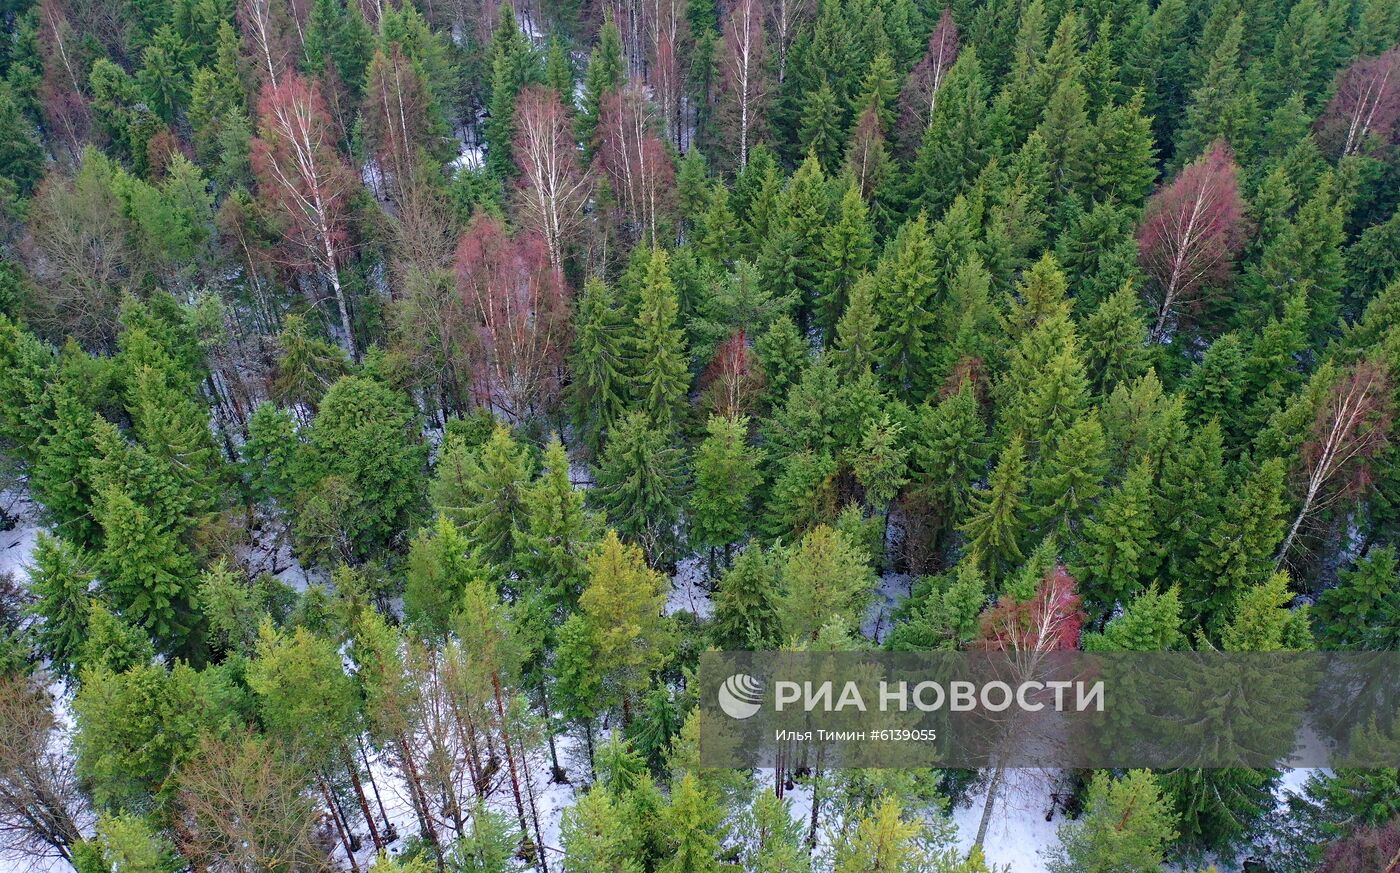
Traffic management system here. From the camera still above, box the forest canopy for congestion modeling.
[1,0,1400,870]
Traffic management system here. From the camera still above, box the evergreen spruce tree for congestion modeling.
[763,450,840,542]
[661,774,725,873]
[570,278,629,454]
[1082,283,1150,396]
[817,182,876,336]
[544,35,574,104]
[94,486,197,652]
[886,561,988,651]
[30,387,103,548]
[833,273,880,377]
[297,375,426,561]
[456,424,533,568]
[1315,545,1400,650]
[26,533,96,677]
[711,545,784,650]
[517,435,600,612]
[1175,15,1257,164]
[755,315,808,408]
[578,531,671,720]
[960,434,1030,582]
[625,249,690,433]
[871,213,938,393]
[579,17,624,151]
[832,796,929,873]
[1220,570,1313,652]
[404,516,483,636]
[484,3,539,179]
[1156,419,1228,596]
[798,83,845,171]
[78,601,155,675]
[778,525,875,641]
[852,413,908,546]
[1050,770,1178,873]
[910,382,990,527]
[908,49,991,218]
[735,791,809,873]
[1029,411,1107,538]
[1192,458,1288,637]
[852,53,899,131]
[1075,457,1158,618]
[689,415,764,564]
[1087,92,1158,205]
[592,411,685,566]
[1082,585,1187,651]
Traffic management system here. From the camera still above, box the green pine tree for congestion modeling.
[711,545,785,649]
[960,434,1030,582]
[592,411,685,566]
[26,533,96,676]
[817,182,876,335]
[484,3,539,179]
[1050,770,1178,873]
[689,415,764,561]
[1075,457,1158,618]
[626,250,690,433]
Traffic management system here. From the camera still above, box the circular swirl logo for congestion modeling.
[717,673,765,720]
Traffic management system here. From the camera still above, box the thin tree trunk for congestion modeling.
[358,736,395,839]
[973,764,1006,848]
[317,776,361,873]
[492,671,530,838]
[518,731,549,873]
[343,749,384,852]
[397,734,445,870]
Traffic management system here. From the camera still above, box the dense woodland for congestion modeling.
[1,0,1400,868]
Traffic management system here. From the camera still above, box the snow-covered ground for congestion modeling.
[0,486,1330,873]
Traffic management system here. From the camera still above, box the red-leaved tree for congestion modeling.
[513,85,591,271]
[252,73,359,358]
[699,330,763,419]
[717,0,768,170]
[1137,140,1246,341]
[594,80,676,248]
[972,564,1085,846]
[1316,46,1400,157]
[896,8,959,154]
[455,214,571,418]
[1279,359,1393,566]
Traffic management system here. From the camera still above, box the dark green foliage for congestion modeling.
[295,375,426,562]
[592,411,686,566]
